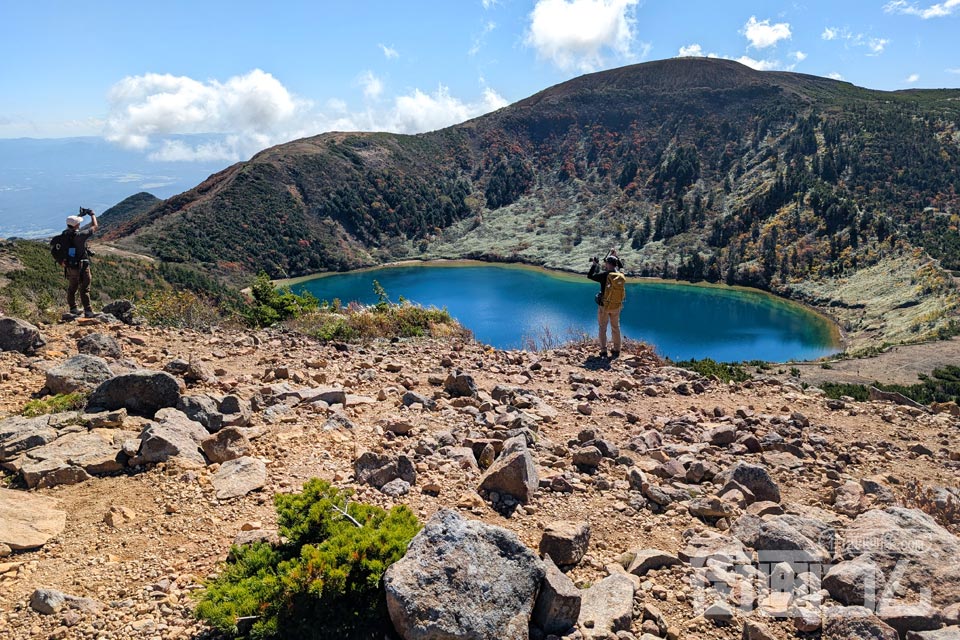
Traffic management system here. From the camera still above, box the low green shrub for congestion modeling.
[244,272,319,327]
[819,382,871,401]
[674,358,751,383]
[194,479,421,639]
[21,392,87,417]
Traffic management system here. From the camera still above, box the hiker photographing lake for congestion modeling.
[588,249,626,359]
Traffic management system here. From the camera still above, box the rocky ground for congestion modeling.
[0,315,958,640]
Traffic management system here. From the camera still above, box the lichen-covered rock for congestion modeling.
[45,354,113,394]
[384,509,545,640]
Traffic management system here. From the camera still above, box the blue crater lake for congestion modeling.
[291,262,840,362]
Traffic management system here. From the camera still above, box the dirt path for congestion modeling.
[785,337,960,386]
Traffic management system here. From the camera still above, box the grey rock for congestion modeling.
[24,430,125,476]
[573,446,603,468]
[751,516,833,565]
[704,600,735,623]
[444,370,479,398]
[102,300,139,325]
[21,458,92,488]
[822,606,899,640]
[839,508,960,607]
[176,395,223,432]
[0,487,66,550]
[201,427,251,463]
[211,456,267,500]
[707,424,737,446]
[716,462,781,503]
[479,447,538,503]
[539,520,591,566]
[136,408,208,465]
[876,601,943,636]
[402,390,436,409]
[0,415,58,462]
[354,452,416,489]
[297,386,347,406]
[823,557,885,608]
[385,509,544,640]
[532,555,581,635]
[577,573,635,639]
[742,619,776,640]
[45,354,113,394]
[625,549,682,577]
[679,531,751,567]
[0,317,45,354]
[76,333,123,359]
[323,412,356,430]
[29,588,102,615]
[218,395,251,427]
[87,370,181,416]
[380,478,411,497]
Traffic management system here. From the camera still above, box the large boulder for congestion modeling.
[822,606,899,640]
[0,415,58,462]
[135,408,208,465]
[177,394,223,432]
[211,456,267,500]
[87,370,181,416]
[539,520,591,567]
[716,462,781,503]
[839,508,960,607]
[577,573,635,639]
[76,333,123,359]
[21,430,125,485]
[0,317,45,354]
[384,509,545,640]
[102,300,139,325]
[45,354,113,394]
[354,452,416,489]
[0,488,66,550]
[823,556,885,608]
[201,427,251,463]
[532,555,581,635]
[478,447,539,503]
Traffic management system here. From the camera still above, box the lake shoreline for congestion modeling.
[274,258,845,360]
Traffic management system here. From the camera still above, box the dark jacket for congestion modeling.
[588,262,621,299]
[63,228,94,267]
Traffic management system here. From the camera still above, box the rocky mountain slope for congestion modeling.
[101,58,960,348]
[0,314,958,639]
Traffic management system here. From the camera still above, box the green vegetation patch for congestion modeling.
[194,479,421,639]
[820,365,960,405]
[21,392,87,417]
[673,357,751,383]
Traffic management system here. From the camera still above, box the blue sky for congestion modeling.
[1,0,958,162]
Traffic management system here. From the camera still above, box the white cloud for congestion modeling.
[828,72,844,80]
[104,70,304,160]
[390,85,508,133]
[678,43,704,57]
[525,0,639,72]
[675,44,780,71]
[104,70,513,161]
[792,51,807,62]
[359,71,384,100]
[469,20,497,56]
[821,27,890,56]
[735,55,780,71]
[482,0,499,8]
[884,0,960,18]
[379,43,399,59]
[948,67,960,74]
[742,16,792,49]
[906,73,920,83]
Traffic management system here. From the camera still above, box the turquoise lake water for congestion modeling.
[291,263,839,362]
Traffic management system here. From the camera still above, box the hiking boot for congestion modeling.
[599,349,608,358]
[611,350,620,359]
[83,310,95,318]
[69,307,80,316]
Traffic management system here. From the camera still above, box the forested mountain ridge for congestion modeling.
[104,58,960,347]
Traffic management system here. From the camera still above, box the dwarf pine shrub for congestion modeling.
[194,479,421,639]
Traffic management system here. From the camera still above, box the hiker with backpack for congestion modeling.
[50,208,98,318]
[588,248,626,359]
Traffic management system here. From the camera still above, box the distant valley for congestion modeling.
[0,136,229,238]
